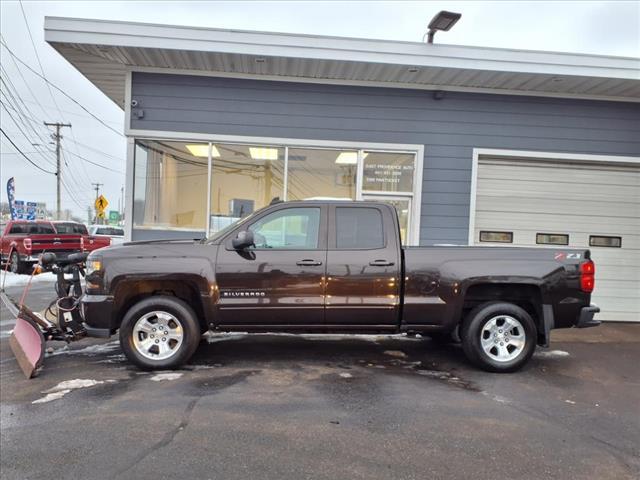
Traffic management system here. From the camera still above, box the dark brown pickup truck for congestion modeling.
[82,201,599,372]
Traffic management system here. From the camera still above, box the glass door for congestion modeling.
[362,195,412,245]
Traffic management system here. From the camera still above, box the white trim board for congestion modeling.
[467,148,640,245]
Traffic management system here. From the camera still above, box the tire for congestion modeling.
[10,251,26,274]
[461,302,536,373]
[119,296,202,370]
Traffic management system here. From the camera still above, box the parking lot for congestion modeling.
[1,281,639,480]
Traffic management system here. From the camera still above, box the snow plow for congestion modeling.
[1,251,88,378]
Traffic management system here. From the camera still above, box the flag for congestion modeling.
[6,177,17,220]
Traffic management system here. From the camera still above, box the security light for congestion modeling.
[186,144,220,157]
[426,11,461,44]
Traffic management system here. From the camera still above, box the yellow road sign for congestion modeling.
[97,210,106,219]
[95,194,109,212]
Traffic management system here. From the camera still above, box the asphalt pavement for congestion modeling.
[1,282,639,479]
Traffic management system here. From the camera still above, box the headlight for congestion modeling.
[86,256,103,275]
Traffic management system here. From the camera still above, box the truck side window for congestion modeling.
[249,207,321,249]
[336,207,384,249]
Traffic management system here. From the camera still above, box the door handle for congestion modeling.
[296,259,323,266]
[369,259,394,267]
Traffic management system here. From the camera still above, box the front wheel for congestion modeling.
[119,296,202,370]
[461,302,536,373]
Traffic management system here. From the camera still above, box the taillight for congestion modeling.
[580,260,595,293]
[23,238,32,250]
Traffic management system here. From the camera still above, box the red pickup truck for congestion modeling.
[0,220,84,274]
[52,221,111,253]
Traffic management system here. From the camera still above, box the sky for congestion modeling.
[1,0,638,220]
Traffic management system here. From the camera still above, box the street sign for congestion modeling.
[108,210,120,224]
[95,194,109,213]
[97,210,106,219]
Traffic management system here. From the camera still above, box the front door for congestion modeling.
[325,204,401,328]
[215,205,327,327]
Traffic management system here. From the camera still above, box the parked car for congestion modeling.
[88,225,125,245]
[82,201,599,373]
[1,220,83,273]
[52,221,111,252]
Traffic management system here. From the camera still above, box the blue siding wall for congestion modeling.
[131,72,640,245]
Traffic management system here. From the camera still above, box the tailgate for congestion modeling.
[30,234,82,251]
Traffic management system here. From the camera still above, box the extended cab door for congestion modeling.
[215,205,327,327]
[325,204,401,328]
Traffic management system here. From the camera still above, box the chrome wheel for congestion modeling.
[132,311,184,361]
[480,315,526,362]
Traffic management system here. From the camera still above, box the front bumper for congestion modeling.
[576,304,601,328]
[81,293,116,337]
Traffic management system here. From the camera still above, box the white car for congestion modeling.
[88,225,125,245]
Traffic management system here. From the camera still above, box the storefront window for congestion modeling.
[362,152,415,193]
[132,138,419,244]
[133,140,208,230]
[287,148,357,201]
[209,144,284,234]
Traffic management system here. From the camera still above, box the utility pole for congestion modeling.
[44,122,71,220]
[92,182,103,224]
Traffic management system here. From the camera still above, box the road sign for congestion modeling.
[95,194,109,213]
[97,210,106,219]
[108,210,120,224]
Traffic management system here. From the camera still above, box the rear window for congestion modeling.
[10,223,55,234]
[95,227,124,236]
[336,207,384,249]
[54,223,88,234]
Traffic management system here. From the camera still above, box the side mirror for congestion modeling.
[232,230,255,250]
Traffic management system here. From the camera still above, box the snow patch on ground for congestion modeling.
[1,271,57,288]
[535,350,570,358]
[32,378,112,404]
[46,340,120,357]
[338,372,353,379]
[384,350,408,358]
[150,372,183,382]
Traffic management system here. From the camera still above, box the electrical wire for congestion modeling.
[0,38,125,137]
[0,128,56,174]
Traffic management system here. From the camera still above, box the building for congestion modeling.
[45,17,640,322]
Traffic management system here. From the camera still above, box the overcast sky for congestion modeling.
[1,0,638,219]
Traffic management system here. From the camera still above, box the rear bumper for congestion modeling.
[81,293,117,336]
[21,250,82,262]
[576,304,601,328]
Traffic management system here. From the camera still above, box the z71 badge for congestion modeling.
[554,252,582,261]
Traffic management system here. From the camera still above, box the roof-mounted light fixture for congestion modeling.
[426,11,461,44]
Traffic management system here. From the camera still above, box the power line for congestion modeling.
[0,128,56,174]
[19,0,65,121]
[60,143,125,174]
[0,38,125,138]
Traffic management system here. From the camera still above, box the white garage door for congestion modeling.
[473,156,640,322]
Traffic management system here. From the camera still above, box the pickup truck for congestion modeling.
[52,221,111,252]
[1,220,84,274]
[82,201,600,373]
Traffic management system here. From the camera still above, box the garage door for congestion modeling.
[473,157,640,322]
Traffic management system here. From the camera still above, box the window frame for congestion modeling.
[589,235,622,248]
[129,135,423,245]
[479,231,513,244]
[536,233,569,246]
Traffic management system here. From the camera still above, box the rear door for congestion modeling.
[215,205,328,327]
[325,204,401,328]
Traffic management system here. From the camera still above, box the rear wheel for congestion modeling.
[119,296,201,370]
[461,302,536,373]
[9,251,26,274]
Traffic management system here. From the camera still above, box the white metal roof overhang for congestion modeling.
[44,16,640,109]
